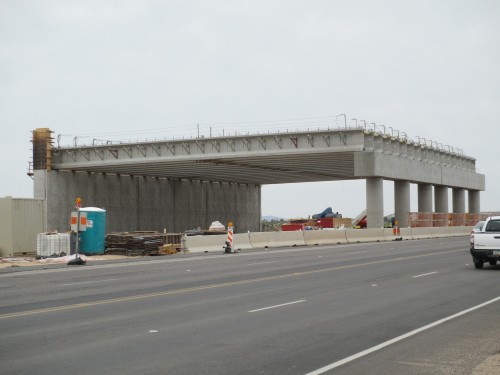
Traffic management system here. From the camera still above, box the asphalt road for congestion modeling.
[1,237,499,375]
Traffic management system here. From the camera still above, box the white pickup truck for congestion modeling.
[470,216,500,269]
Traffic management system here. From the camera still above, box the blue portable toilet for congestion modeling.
[79,207,106,255]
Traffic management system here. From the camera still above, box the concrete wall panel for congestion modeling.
[137,177,174,232]
[206,182,234,232]
[44,171,260,234]
[234,184,260,233]
[172,180,205,232]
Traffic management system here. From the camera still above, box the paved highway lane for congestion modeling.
[1,237,499,374]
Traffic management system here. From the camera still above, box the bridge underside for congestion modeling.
[53,151,356,185]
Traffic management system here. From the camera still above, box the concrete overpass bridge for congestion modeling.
[33,127,485,233]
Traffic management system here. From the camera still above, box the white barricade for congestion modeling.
[233,233,253,250]
[249,231,306,249]
[303,230,348,246]
[185,234,226,253]
[345,228,386,243]
[409,227,432,240]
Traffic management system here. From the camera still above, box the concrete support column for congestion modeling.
[394,180,410,227]
[33,170,48,232]
[366,177,384,228]
[418,183,432,212]
[34,170,48,199]
[434,185,449,213]
[452,188,466,213]
[468,190,480,214]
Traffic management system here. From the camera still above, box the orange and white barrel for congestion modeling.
[227,222,234,251]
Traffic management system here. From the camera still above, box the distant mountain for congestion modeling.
[261,215,285,221]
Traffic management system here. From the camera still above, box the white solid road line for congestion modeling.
[248,299,306,313]
[304,295,500,375]
[247,261,280,266]
[412,271,438,278]
[61,278,119,286]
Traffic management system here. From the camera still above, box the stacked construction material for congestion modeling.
[105,232,171,256]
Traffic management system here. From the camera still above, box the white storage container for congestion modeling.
[36,233,70,257]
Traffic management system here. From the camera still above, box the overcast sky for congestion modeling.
[1,0,499,219]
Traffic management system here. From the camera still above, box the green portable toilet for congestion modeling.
[79,207,106,255]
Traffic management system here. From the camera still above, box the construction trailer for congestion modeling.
[0,197,46,257]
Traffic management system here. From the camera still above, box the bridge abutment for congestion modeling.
[35,170,261,233]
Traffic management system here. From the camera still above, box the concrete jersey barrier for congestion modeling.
[427,227,449,238]
[185,234,226,253]
[409,227,432,240]
[345,228,386,243]
[185,226,470,253]
[303,230,348,246]
[249,231,306,249]
[382,228,412,241]
[448,226,472,237]
[233,233,253,250]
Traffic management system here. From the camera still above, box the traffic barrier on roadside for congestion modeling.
[303,230,348,246]
[233,233,253,250]
[249,231,306,249]
[409,227,432,239]
[447,226,472,237]
[398,228,412,240]
[382,228,410,241]
[427,227,450,238]
[345,228,386,243]
[184,225,472,253]
[185,234,226,253]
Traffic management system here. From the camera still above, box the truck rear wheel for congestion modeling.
[473,257,484,269]
[489,260,497,266]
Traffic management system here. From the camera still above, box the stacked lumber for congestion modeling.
[106,232,179,256]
